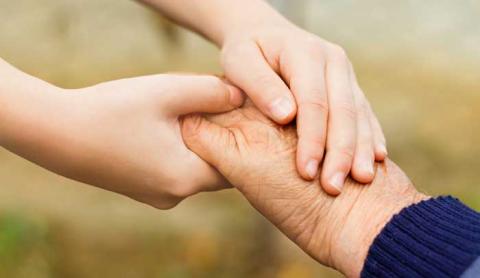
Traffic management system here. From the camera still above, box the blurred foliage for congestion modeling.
[0,0,479,277]
[0,212,53,277]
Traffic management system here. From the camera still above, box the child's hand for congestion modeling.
[219,16,387,194]
[1,72,244,209]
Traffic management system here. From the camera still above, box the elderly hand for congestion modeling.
[181,101,426,276]
[0,64,244,209]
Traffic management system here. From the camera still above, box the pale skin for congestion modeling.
[181,101,428,277]
[139,0,388,194]
[0,58,245,209]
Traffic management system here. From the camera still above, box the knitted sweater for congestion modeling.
[361,196,480,278]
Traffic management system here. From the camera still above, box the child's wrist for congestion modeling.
[203,0,291,46]
[0,78,64,149]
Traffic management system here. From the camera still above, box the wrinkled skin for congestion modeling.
[181,101,427,277]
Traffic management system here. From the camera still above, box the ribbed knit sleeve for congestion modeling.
[361,196,480,278]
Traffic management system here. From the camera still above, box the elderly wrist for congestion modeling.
[307,161,430,276]
[336,187,429,277]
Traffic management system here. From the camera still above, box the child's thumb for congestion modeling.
[169,75,244,115]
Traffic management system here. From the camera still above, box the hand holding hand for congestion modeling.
[138,0,387,194]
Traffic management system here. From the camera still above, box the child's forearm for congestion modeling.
[0,58,64,157]
[137,0,290,46]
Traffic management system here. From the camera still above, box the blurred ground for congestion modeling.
[0,1,479,277]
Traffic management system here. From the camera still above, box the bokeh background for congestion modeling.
[0,0,479,277]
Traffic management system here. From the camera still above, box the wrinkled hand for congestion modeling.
[2,74,244,209]
[181,101,426,276]
[221,17,387,194]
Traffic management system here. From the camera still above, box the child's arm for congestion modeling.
[0,58,243,208]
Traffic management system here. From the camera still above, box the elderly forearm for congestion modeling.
[137,0,290,45]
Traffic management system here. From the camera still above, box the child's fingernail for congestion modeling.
[227,85,245,107]
[329,172,345,193]
[305,159,319,179]
[270,97,294,122]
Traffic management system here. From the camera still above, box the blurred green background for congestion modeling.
[0,1,479,277]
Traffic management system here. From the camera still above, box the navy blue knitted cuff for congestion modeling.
[361,196,480,278]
